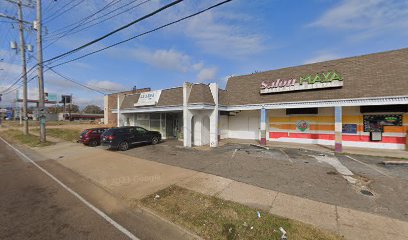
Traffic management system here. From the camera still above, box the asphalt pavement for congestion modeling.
[0,139,197,240]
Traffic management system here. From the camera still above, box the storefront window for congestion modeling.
[150,113,161,132]
[136,113,150,129]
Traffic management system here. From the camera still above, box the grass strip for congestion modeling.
[0,129,54,147]
[44,128,82,142]
[141,185,343,240]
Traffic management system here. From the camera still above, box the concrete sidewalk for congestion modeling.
[35,142,408,240]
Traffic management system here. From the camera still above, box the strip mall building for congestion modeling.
[104,48,408,151]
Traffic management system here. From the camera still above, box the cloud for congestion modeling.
[197,67,217,82]
[109,46,218,82]
[309,0,408,39]
[184,11,265,58]
[131,48,192,72]
[74,95,104,107]
[304,52,342,64]
[0,61,21,77]
[86,80,127,92]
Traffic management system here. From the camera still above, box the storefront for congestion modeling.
[108,48,408,151]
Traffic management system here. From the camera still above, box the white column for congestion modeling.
[209,83,219,147]
[260,108,267,145]
[117,94,120,127]
[103,95,108,125]
[183,82,193,147]
[334,106,342,152]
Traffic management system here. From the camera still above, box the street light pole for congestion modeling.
[17,0,28,135]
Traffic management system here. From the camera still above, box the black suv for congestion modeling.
[100,126,161,151]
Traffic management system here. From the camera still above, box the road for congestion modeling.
[0,139,133,240]
[0,139,196,240]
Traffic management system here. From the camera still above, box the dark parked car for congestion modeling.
[78,128,108,147]
[100,126,161,151]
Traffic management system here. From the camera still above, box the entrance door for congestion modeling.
[249,116,260,139]
[166,113,175,138]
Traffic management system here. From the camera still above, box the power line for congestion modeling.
[2,0,233,95]
[44,0,151,50]
[45,67,106,95]
[44,0,123,39]
[49,0,233,69]
[30,56,121,95]
[43,0,184,64]
[43,0,84,24]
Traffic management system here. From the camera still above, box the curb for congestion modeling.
[382,160,408,166]
[139,206,204,240]
[249,144,269,150]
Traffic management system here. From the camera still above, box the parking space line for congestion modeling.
[279,149,293,163]
[345,155,390,177]
[231,149,238,159]
[0,136,140,240]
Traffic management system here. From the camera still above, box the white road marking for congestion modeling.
[345,155,390,177]
[231,149,238,159]
[311,155,353,176]
[0,136,139,240]
[279,149,293,163]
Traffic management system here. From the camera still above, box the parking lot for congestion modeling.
[118,140,408,221]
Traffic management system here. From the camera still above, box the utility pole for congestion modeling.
[0,1,33,135]
[35,0,46,142]
[17,0,29,135]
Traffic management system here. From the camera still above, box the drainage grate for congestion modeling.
[360,189,374,196]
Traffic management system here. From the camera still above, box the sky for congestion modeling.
[1,0,408,108]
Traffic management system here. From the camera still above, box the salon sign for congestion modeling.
[260,70,343,94]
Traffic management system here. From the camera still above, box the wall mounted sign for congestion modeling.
[296,120,310,132]
[260,70,343,94]
[363,115,402,132]
[134,90,162,107]
[342,124,357,134]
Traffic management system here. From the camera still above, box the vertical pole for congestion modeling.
[117,94,120,127]
[69,94,72,121]
[17,0,28,135]
[19,106,22,124]
[334,106,343,152]
[260,108,267,145]
[36,0,46,142]
[209,83,218,147]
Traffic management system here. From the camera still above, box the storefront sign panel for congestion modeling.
[260,71,343,94]
[342,124,357,134]
[135,90,162,106]
[363,114,403,132]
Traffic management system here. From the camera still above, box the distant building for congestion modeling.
[58,113,104,121]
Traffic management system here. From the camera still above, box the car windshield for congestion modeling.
[101,129,114,136]
[80,130,89,136]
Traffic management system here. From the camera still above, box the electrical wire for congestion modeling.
[44,0,151,50]
[43,0,85,24]
[44,0,123,39]
[49,0,233,69]
[43,0,184,64]
[2,0,233,95]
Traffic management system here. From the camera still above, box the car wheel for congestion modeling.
[118,141,129,151]
[151,136,159,145]
[89,140,98,147]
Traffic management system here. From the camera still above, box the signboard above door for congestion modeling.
[260,70,343,94]
[134,90,162,107]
